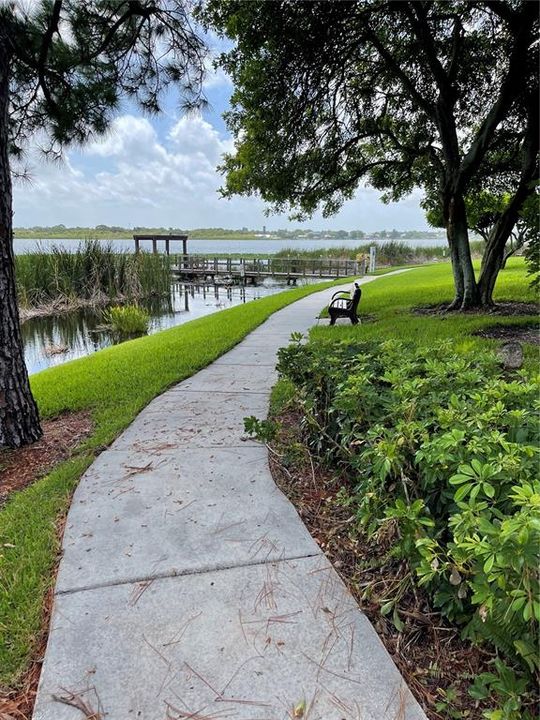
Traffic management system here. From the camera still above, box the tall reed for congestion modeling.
[273,240,485,265]
[15,240,171,308]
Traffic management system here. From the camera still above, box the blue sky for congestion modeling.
[12,48,429,232]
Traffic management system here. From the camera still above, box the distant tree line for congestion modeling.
[14,225,448,240]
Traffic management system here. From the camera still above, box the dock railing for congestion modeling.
[171,255,360,281]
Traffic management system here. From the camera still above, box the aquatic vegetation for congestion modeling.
[274,239,485,265]
[103,305,150,335]
[15,240,171,308]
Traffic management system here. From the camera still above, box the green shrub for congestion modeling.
[103,305,150,335]
[274,337,539,716]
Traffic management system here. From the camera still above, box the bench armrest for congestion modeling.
[331,290,350,301]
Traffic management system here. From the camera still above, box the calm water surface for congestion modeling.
[24,281,292,375]
[14,236,447,255]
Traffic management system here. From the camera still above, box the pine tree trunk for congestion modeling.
[0,41,42,448]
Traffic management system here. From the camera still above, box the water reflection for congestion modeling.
[23,281,289,375]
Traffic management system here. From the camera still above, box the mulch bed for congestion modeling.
[475,324,539,346]
[0,412,93,506]
[414,301,539,317]
[268,408,523,720]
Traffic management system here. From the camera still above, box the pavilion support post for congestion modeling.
[165,238,170,256]
[152,237,157,254]
[134,237,140,254]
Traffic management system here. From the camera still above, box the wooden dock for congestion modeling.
[171,255,362,284]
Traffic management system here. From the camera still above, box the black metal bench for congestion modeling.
[328,283,361,325]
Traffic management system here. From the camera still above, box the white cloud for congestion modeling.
[13,113,256,227]
[12,113,429,231]
[202,60,233,91]
[86,116,162,159]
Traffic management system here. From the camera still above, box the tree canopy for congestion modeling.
[204,0,539,308]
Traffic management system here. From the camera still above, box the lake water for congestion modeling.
[14,235,447,255]
[23,280,300,375]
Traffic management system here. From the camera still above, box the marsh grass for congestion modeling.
[15,240,171,308]
[274,239,485,265]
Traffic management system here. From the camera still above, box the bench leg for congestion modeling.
[329,312,336,326]
[351,315,359,325]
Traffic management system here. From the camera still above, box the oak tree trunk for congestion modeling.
[478,91,539,307]
[0,37,42,448]
[445,193,480,310]
[478,234,505,307]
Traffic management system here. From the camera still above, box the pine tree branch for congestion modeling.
[37,0,62,113]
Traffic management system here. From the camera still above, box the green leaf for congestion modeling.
[483,482,495,498]
[392,607,404,632]
[449,473,471,485]
[514,639,539,672]
[471,459,483,474]
[510,596,526,612]
[454,483,473,502]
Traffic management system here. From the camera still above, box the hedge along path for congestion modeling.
[31,272,426,719]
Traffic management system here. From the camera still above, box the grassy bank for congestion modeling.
[14,226,447,242]
[0,276,352,690]
[14,227,271,241]
[314,258,537,357]
[15,240,171,308]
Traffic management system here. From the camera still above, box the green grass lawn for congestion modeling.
[0,277,354,690]
[313,258,538,363]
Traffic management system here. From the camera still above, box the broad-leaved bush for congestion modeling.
[276,338,539,717]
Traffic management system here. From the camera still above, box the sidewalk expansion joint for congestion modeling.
[104,444,267,454]
[167,388,270,395]
[213,362,278,367]
[55,551,323,597]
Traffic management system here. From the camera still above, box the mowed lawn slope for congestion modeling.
[313,258,538,363]
[0,277,348,689]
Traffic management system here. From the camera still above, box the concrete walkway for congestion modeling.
[34,275,426,720]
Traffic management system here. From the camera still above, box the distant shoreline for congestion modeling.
[14,233,278,241]
[13,228,447,242]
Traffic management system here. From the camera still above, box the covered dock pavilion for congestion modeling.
[133,234,188,256]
